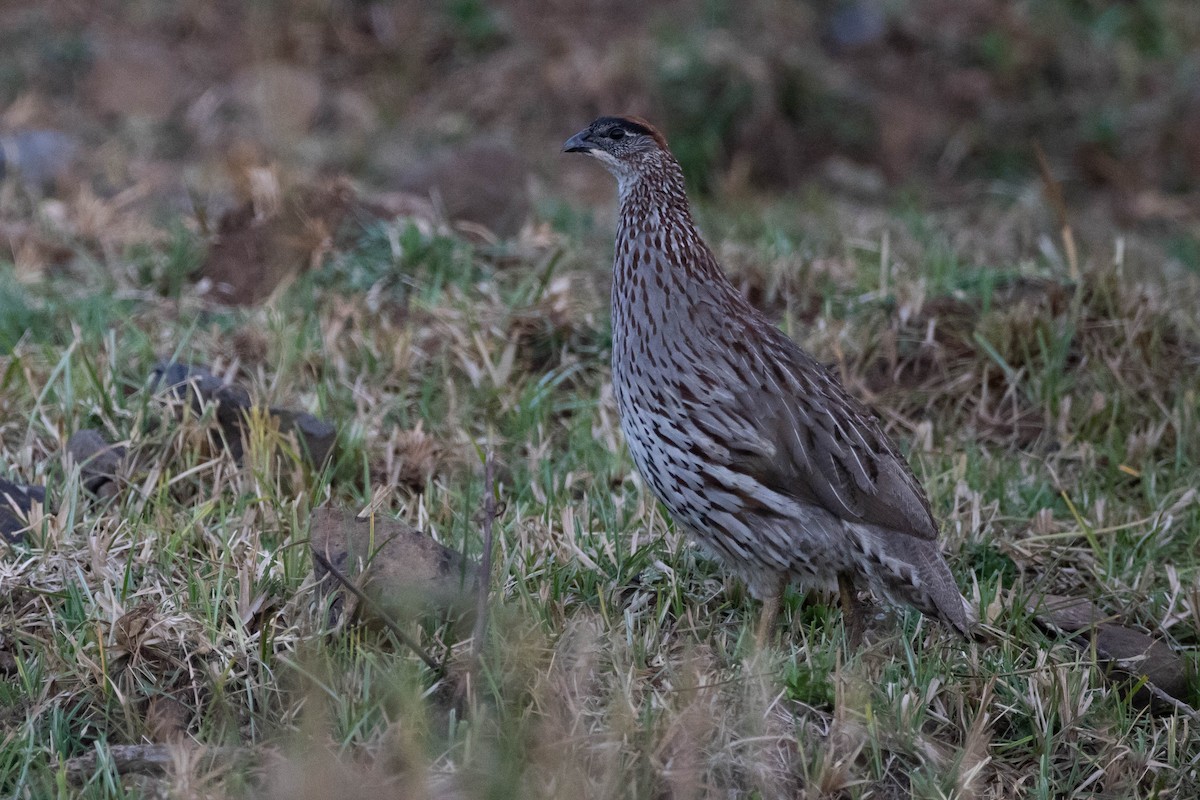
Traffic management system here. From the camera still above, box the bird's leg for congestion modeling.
[755,594,779,650]
[838,573,865,650]
[755,575,787,650]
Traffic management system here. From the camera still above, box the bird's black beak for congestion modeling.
[562,130,592,153]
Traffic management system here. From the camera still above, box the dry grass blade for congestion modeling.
[1033,139,1079,280]
[64,743,248,783]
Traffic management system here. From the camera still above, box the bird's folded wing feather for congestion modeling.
[681,315,939,541]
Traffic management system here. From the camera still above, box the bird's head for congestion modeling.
[563,116,671,192]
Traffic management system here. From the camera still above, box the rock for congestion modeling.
[309,507,472,622]
[151,361,336,467]
[271,408,337,467]
[825,1,887,51]
[200,178,355,305]
[352,190,440,230]
[66,429,126,497]
[150,361,213,395]
[1030,593,1192,714]
[150,361,251,434]
[0,130,81,192]
[0,478,46,544]
[394,142,530,238]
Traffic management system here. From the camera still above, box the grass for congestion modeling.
[0,190,1199,799]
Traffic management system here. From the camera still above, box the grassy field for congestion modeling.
[1,186,1198,798]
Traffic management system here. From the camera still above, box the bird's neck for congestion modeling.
[614,155,726,288]
[616,155,692,232]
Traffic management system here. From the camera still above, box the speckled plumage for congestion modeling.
[565,116,973,637]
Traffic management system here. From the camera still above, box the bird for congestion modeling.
[563,116,973,645]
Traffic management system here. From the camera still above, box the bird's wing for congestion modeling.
[682,307,939,541]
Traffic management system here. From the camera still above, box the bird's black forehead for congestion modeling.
[591,116,655,136]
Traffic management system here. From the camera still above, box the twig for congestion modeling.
[1143,681,1200,723]
[311,547,444,676]
[65,743,249,782]
[1033,140,1079,280]
[471,449,498,663]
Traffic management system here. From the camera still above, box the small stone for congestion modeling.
[66,429,126,497]
[271,408,336,466]
[0,130,81,192]
[309,507,472,622]
[1030,593,1191,712]
[0,478,46,544]
[825,1,887,51]
[394,142,530,237]
[150,361,335,467]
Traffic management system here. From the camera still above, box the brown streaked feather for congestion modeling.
[691,283,940,541]
[572,112,973,636]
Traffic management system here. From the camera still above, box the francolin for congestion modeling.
[564,116,973,645]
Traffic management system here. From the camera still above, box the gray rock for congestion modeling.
[825,1,887,51]
[395,141,530,238]
[0,130,81,192]
[0,478,46,544]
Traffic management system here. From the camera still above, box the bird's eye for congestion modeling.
[608,128,625,141]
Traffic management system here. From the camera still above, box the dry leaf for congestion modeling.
[114,603,161,655]
[376,425,440,493]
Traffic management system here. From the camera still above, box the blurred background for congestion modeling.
[2,0,1200,287]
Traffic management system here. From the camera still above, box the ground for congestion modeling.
[1,180,1198,797]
